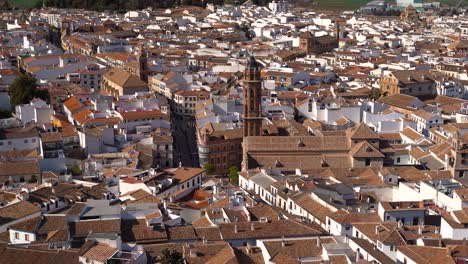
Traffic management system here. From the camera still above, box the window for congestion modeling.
[396,157,401,163]
[25,234,29,241]
[24,139,28,143]
[365,158,371,166]
[15,232,19,239]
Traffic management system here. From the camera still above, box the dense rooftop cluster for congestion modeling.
[0,1,467,263]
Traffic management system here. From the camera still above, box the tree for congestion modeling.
[228,166,239,185]
[160,249,184,264]
[203,163,215,175]
[1,0,11,10]
[9,74,49,108]
[34,0,43,9]
[0,110,12,119]
[371,88,381,100]
[29,175,38,183]
[71,164,81,176]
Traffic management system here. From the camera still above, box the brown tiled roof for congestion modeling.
[65,202,86,217]
[0,126,39,140]
[119,109,168,121]
[0,247,79,264]
[386,166,430,182]
[192,216,214,228]
[204,243,237,264]
[412,109,434,120]
[233,246,265,264]
[328,210,380,225]
[46,229,69,242]
[391,69,434,84]
[103,67,147,88]
[194,227,222,241]
[347,123,380,140]
[9,217,40,233]
[401,127,424,142]
[398,245,455,264]
[293,194,335,223]
[170,167,205,183]
[37,215,67,235]
[181,242,235,264]
[167,225,198,241]
[452,208,468,224]
[63,96,83,112]
[40,132,62,143]
[378,94,420,109]
[349,141,385,158]
[121,219,168,243]
[244,136,350,152]
[218,219,323,240]
[247,204,279,221]
[81,242,118,262]
[264,238,324,263]
[0,201,40,227]
[72,219,120,238]
[350,237,395,264]
[379,132,402,142]
[0,160,40,177]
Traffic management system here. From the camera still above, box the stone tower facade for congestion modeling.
[137,45,149,82]
[242,56,262,171]
[242,56,262,138]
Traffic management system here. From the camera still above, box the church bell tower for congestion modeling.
[242,56,263,171]
[136,44,148,82]
[242,56,262,138]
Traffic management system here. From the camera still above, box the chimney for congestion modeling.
[418,225,423,235]
[234,224,238,233]
[435,227,440,234]
[356,251,360,263]
[375,225,380,234]
[246,243,252,254]
[281,238,285,248]
[163,198,168,211]
[397,220,403,228]
[250,223,255,231]
[189,249,197,258]
[316,238,321,247]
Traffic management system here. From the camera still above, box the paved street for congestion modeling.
[172,115,200,168]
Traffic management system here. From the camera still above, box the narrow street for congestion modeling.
[172,115,200,168]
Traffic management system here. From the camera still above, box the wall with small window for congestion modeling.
[0,136,41,152]
[8,229,36,245]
